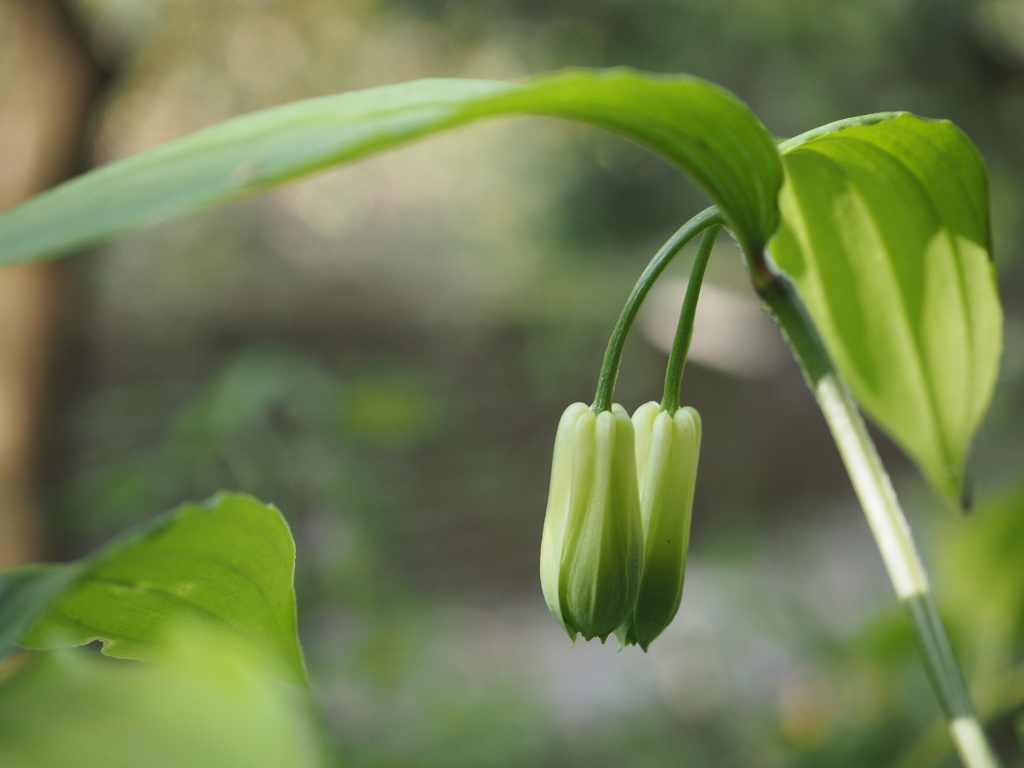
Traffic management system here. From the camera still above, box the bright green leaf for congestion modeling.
[12,492,307,685]
[770,114,1001,503]
[0,625,321,768]
[0,68,781,265]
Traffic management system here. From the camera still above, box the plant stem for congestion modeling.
[660,225,720,413]
[749,247,1001,768]
[592,207,723,413]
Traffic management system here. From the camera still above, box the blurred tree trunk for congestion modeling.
[0,0,112,566]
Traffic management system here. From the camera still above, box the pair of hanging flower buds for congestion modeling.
[540,400,701,650]
[539,218,720,651]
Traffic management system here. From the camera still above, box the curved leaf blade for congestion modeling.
[770,115,1001,503]
[13,492,306,685]
[0,68,781,266]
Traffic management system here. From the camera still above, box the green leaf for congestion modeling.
[0,68,781,265]
[8,492,306,685]
[1018,713,1024,758]
[770,114,1001,503]
[0,565,81,659]
[0,626,321,768]
[934,483,1024,669]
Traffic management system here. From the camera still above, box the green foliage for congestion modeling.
[771,114,1001,503]
[0,493,306,685]
[0,626,321,768]
[935,482,1024,682]
[0,67,999,503]
[0,566,80,659]
[0,69,781,268]
[0,61,1007,764]
[1018,715,1024,763]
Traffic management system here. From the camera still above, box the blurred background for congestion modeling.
[1,0,1024,765]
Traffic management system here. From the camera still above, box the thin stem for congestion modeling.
[749,249,1001,768]
[660,225,720,413]
[592,207,723,412]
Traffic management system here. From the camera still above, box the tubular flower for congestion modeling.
[540,403,643,643]
[617,402,701,651]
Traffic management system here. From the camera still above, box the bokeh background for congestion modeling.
[2,0,1024,765]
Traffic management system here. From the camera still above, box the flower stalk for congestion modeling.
[661,225,720,412]
[747,240,1002,768]
[592,208,723,413]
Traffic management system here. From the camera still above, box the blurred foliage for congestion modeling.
[11,493,307,685]
[0,0,1022,765]
[936,484,1024,720]
[0,626,323,768]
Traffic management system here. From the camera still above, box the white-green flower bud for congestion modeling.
[617,401,701,650]
[540,403,643,643]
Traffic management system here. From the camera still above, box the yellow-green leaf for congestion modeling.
[771,115,1001,503]
[0,626,320,768]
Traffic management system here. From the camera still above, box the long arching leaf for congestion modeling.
[0,68,781,265]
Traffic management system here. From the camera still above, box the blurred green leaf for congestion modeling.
[770,114,1001,503]
[1018,713,1024,760]
[0,68,781,266]
[9,493,306,685]
[934,483,1024,676]
[0,626,321,768]
[0,565,81,661]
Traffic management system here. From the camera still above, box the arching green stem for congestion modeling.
[592,207,724,413]
[660,225,720,413]
[746,245,1002,768]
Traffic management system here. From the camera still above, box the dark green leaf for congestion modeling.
[770,114,1001,503]
[0,68,781,265]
